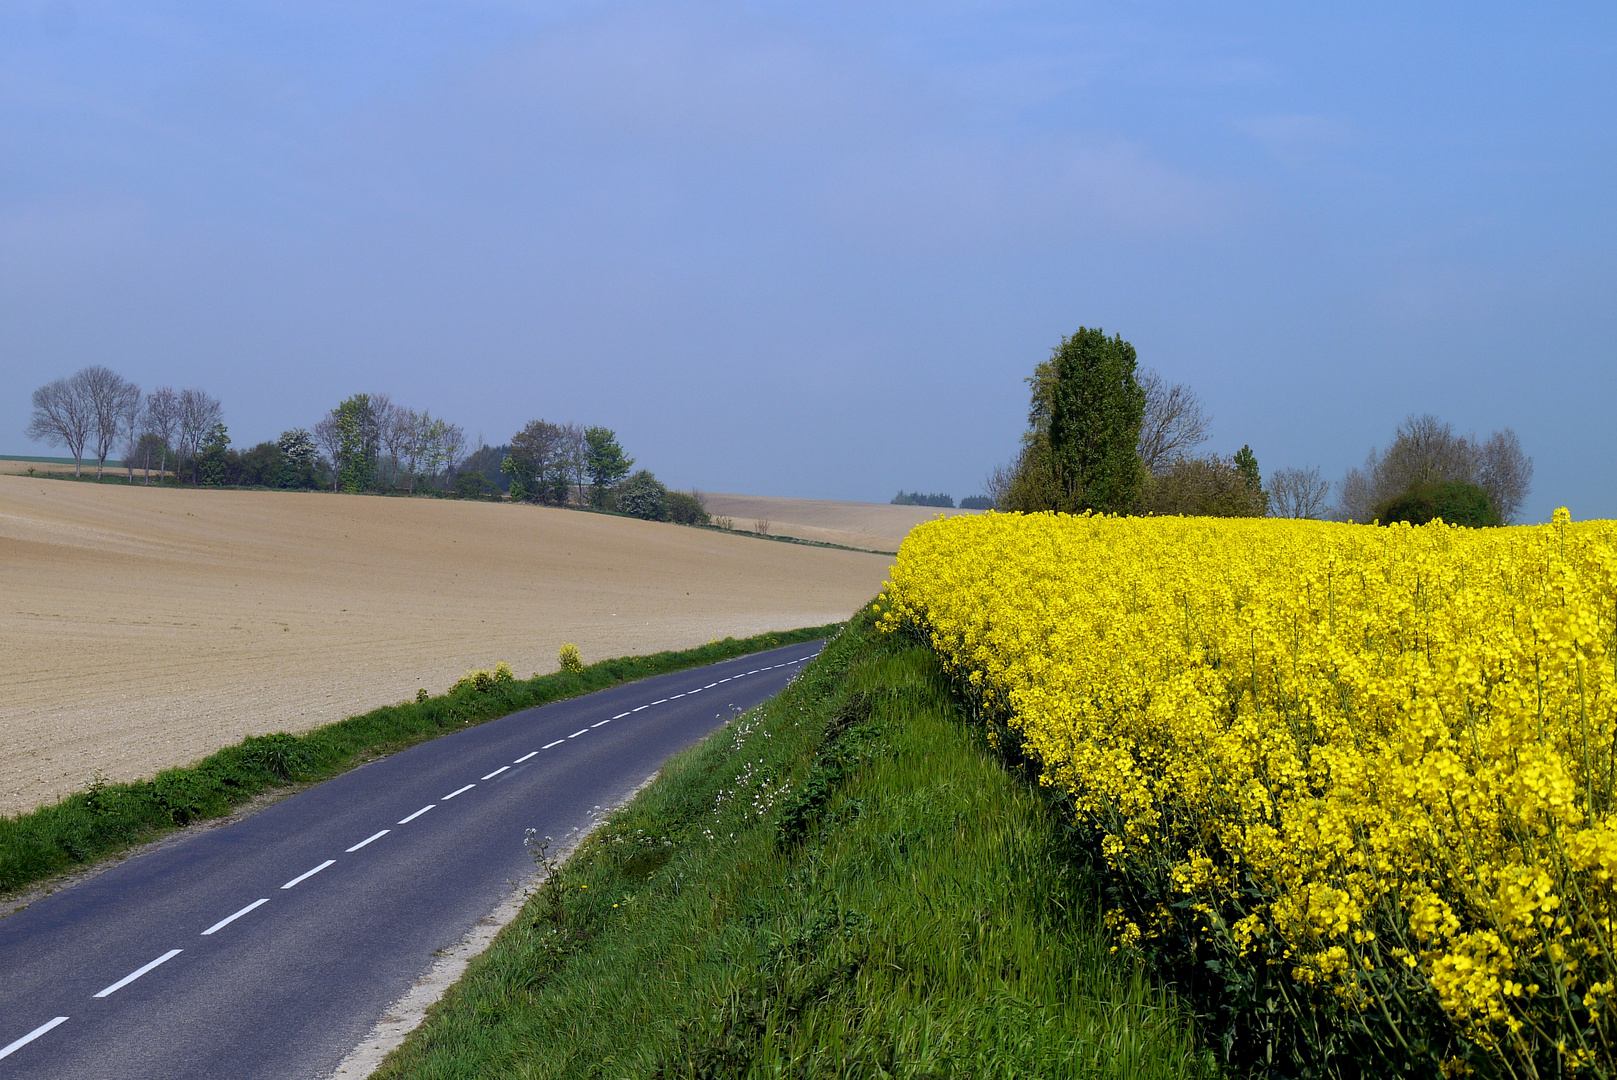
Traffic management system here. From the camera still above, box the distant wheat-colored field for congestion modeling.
[700,493,979,551]
[0,478,889,816]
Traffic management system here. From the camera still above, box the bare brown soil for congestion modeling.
[0,478,888,817]
[701,493,979,552]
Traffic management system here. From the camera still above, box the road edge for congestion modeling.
[322,770,661,1080]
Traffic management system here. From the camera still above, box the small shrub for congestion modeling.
[453,661,516,694]
[1375,479,1500,527]
[559,643,584,674]
[754,519,771,536]
[453,471,495,499]
[713,515,734,531]
[666,490,710,526]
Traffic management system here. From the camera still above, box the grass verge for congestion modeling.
[372,611,1213,1079]
[0,625,838,897]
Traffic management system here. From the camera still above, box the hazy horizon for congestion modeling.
[4,3,1612,522]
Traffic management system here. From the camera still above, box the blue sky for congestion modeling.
[3,1,1612,520]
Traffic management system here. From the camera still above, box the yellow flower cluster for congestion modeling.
[451,661,515,694]
[558,642,585,675]
[878,509,1617,1074]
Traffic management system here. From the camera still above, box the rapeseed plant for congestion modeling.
[880,509,1616,1076]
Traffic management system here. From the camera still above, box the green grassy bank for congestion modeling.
[373,612,1211,1079]
[0,626,837,898]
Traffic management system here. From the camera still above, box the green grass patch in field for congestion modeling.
[0,626,837,897]
[0,452,119,465]
[373,612,1212,1079]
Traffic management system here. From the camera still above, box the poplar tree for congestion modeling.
[334,394,378,493]
[1044,327,1147,514]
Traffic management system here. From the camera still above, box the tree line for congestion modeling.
[986,328,1533,526]
[22,369,705,523]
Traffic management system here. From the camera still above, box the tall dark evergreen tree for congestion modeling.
[1045,328,1147,514]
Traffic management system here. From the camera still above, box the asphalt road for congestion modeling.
[0,640,822,1079]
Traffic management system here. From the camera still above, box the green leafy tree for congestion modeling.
[499,454,531,502]
[584,426,633,507]
[1140,454,1268,517]
[508,421,570,504]
[1232,445,1269,514]
[1007,328,1146,513]
[196,423,232,486]
[453,470,495,498]
[334,394,378,493]
[615,469,667,520]
[276,428,320,489]
[464,443,513,493]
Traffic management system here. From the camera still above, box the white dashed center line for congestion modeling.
[202,898,269,936]
[281,860,335,890]
[0,1016,69,1059]
[94,949,183,998]
[0,648,823,1066]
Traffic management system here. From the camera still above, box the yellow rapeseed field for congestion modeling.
[878,510,1616,1076]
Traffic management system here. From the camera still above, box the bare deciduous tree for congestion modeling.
[1334,414,1533,523]
[25,376,94,476]
[313,413,343,491]
[78,366,141,480]
[176,389,223,484]
[439,422,467,480]
[141,387,182,484]
[375,397,415,491]
[1268,466,1332,519]
[1478,429,1532,523]
[982,459,1016,511]
[394,409,428,493]
[563,422,588,503]
[1136,369,1210,475]
[119,382,146,482]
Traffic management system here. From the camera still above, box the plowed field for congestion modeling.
[0,478,887,816]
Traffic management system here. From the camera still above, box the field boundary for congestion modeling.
[2,469,902,555]
[368,612,1209,1079]
[0,625,840,905]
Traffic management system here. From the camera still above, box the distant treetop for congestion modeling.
[891,491,954,508]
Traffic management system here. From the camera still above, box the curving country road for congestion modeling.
[0,640,823,1079]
